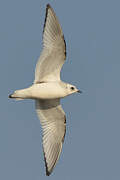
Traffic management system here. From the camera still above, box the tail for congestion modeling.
[9,93,24,100]
[9,88,30,100]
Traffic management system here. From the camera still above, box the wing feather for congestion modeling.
[34,4,66,83]
[35,99,66,176]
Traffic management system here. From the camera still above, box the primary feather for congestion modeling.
[34,4,66,83]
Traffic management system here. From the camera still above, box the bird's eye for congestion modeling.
[70,87,75,90]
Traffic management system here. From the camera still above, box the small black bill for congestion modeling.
[77,90,82,93]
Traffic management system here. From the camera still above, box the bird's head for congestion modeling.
[66,83,82,95]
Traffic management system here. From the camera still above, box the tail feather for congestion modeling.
[9,93,23,100]
[9,88,29,100]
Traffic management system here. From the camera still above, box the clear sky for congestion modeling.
[0,0,120,179]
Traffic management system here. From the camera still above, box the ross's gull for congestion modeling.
[9,4,82,176]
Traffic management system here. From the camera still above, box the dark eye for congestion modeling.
[70,87,75,90]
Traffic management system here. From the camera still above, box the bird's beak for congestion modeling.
[77,90,82,93]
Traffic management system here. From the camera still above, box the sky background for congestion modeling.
[0,0,120,179]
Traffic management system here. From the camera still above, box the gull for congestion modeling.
[9,4,82,176]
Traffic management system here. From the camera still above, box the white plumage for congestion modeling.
[34,4,66,83]
[9,4,81,176]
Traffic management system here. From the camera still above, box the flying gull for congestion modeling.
[9,4,82,176]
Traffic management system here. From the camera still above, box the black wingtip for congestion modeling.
[43,4,49,35]
[43,4,55,38]
[43,150,51,176]
[46,166,52,176]
[43,149,54,176]
[63,35,67,59]
[46,171,50,176]
[46,4,53,15]
[46,4,51,9]
[45,4,66,59]
[45,162,51,176]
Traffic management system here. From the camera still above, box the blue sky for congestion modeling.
[0,0,120,179]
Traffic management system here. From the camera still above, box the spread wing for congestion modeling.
[35,99,66,176]
[34,4,66,83]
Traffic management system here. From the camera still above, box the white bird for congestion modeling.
[9,4,82,176]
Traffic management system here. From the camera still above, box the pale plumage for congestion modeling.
[9,4,81,176]
[34,5,67,174]
[34,4,66,83]
[35,99,66,175]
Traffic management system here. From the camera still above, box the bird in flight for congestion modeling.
[9,4,82,176]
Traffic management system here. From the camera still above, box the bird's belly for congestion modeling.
[30,83,65,99]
